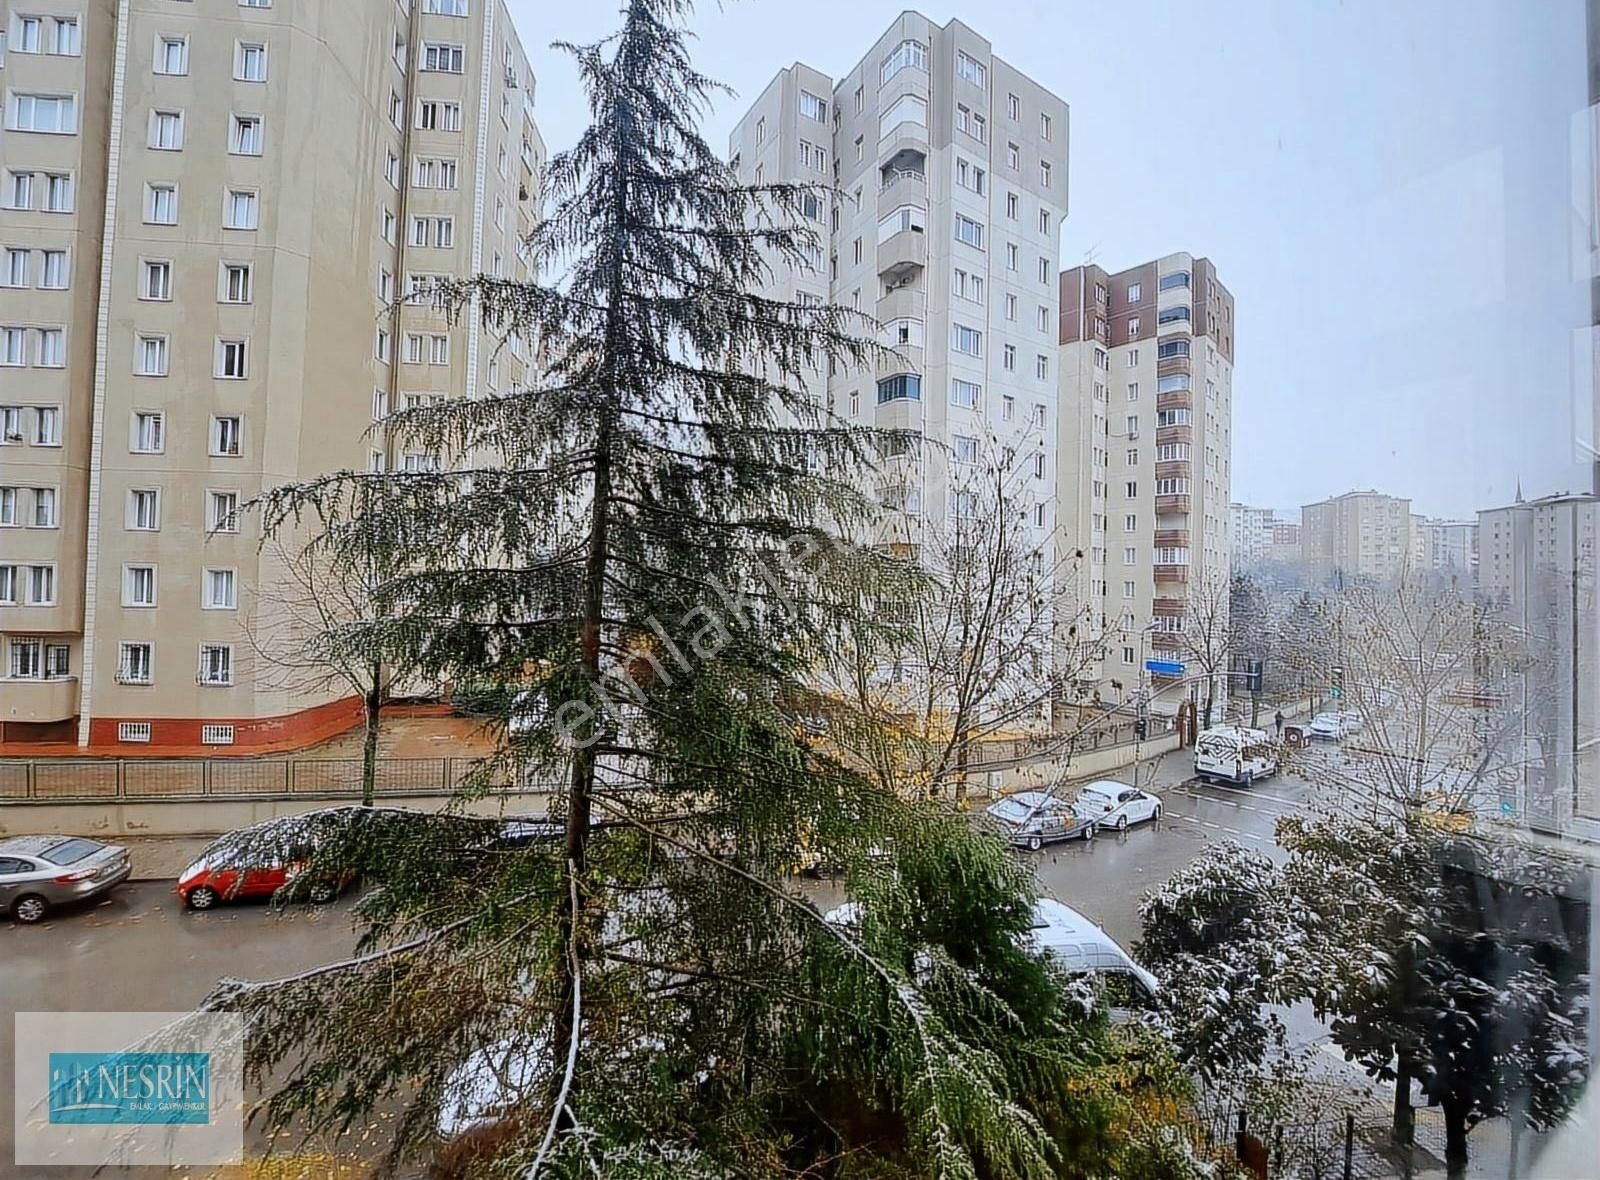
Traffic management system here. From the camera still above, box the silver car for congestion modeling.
[0,836,132,924]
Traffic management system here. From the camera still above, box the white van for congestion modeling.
[1194,725,1278,786]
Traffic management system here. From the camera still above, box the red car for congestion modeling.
[175,852,348,910]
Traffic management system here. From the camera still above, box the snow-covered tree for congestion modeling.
[207,3,1157,1175]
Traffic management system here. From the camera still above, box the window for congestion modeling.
[1034,403,1048,427]
[429,334,450,365]
[3,249,27,288]
[952,268,984,302]
[156,35,188,75]
[222,263,252,303]
[216,339,248,379]
[405,333,425,365]
[1157,374,1190,393]
[880,93,927,137]
[1037,302,1050,329]
[198,644,233,686]
[954,214,984,249]
[951,378,981,409]
[9,639,42,678]
[13,15,42,52]
[417,100,462,131]
[956,52,987,89]
[231,114,263,155]
[879,38,928,85]
[1125,480,1139,499]
[876,374,921,404]
[1035,354,1049,380]
[1040,160,1052,188]
[0,328,23,367]
[953,435,981,464]
[1160,270,1190,291]
[1125,414,1139,437]
[376,328,392,363]
[955,159,986,194]
[117,644,153,685]
[208,491,239,533]
[1128,349,1140,366]
[203,568,237,610]
[0,564,13,603]
[130,489,160,531]
[1033,453,1046,479]
[124,565,156,607]
[799,90,827,122]
[422,42,465,72]
[1040,112,1053,140]
[1007,142,1020,169]
[1127,382,1140,402]
[1158,304,1192,325]
[1005,243,1019,272]
[150,109,183,150]
[240,0,273,6]
[211,415,242,456]
[389,90,404,127]
[136,336,168,377]
[1004,293,1017,322]
[224,189,259,229]
[1124,515,1138,533]
[7,171,33,209]
[44,173,72,212]
[1157,408,1193,428]
[1002,344,1016,371]
[146,184,177,224]
[1158,339,1189,359]
[1157,443,1191,461]
[236,42,268,82]
[141,260,171,300]
[27,487,55,528]
[411,215,455,248]
[424,0,469,13]
[132,411,164,452]
[1008,93,1020,120]
[952,323,983,356]
[1129,316,1141,336]
[11,93,78,133]
[1127,281,1143,303]
[36,328,64,367]
[33,407,59,445]
[1155,477,1190,496]
[0,486,13,524]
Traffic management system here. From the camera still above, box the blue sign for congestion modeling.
[1145,659,1185,677]
[48,1053,211,1125]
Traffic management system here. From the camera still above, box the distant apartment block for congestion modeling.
[1058,254,1235,707]
[0,0,543,749]
[1418,517,1478,581]
[1230,502,1276,569]
[1299,490,1414,585]
[728,13,1068,546]
[1478,491,1600,835]
[1269,519,1301,565]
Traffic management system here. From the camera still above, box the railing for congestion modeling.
[1153,563,1189,583]
[0,757,536,803]
[1156,390,1192,411]
[879,168,926,190]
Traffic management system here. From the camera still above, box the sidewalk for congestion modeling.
[119,834,213,880]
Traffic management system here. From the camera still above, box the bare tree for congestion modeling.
[1183,571,1232,729]
[819,438,1099,800]
[247,539,435,806]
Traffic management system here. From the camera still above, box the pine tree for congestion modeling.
[209,3,1158,1175]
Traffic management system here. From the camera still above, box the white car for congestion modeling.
[1194,725,1278,786]
[1308,712,1346,741]
[1340,710,1362,733]
[1071,780,1161,831]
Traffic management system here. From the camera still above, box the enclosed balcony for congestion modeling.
[1155,424,1192,447]
[1156,390,1192,413]
[1153,564,1188,585]
[0,675,79,724]
[1156,460,1190,481]
[1154,494,1191,515]
[1154,528,1189,548]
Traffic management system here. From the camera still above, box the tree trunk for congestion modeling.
[1391,1062,1414,1148]
[361,667,381,808]
[1443,1100,1469,1179]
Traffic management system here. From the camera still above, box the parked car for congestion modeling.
[0,836,131,924]
[1025,897,1161,999]
[176,839,352,910]
[1308,712,1347,741]
[1340,710,1363,733]
[1071,781,1161,831]
[986,791,1097,850]
[1194,725,1278,786]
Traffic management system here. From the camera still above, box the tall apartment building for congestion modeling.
[1058,254,1235,707]
[1418,517,1478,581]
[1299,490,1415,585]
[728,13,1068,542]
[1478,491,1600,835]
[1230,502,1275,570]
[1269,519,1301,565]
[0,0,543,750]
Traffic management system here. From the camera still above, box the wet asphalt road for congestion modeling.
[0,745,1330,1177]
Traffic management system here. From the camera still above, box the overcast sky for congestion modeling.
[507,0,1592,520]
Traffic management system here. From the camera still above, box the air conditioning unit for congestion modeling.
[118,722,152,743]
[200,724,235,746]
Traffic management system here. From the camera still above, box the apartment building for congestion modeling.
[1299,490,1415,586]
[1478,491,1600,835]
[728,13,1068,543]
[1230,502,1275,570]
[0,0,543,749]
[1269,519,1301,565]
[1418,517,1478,581]
[1058,254,1235,707]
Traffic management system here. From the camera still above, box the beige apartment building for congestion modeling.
[0,0,542,750]
[728,13,1069,548]
[1058,254,1235,709]
[1299,490,1414,586]
[1230,501,1275,570]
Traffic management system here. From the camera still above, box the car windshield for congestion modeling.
[1076,789,1115,809]
[39,838,103,866]
[989,798,1042,823]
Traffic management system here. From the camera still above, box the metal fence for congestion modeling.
[0,757,526,803]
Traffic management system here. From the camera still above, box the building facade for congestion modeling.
[728,13,1068,544]
[1058,254,1235,708]
[1478,492,1600,835]
[1268,519,1300,566]
[1230,502,1275,570]
[0,0,542,749]
[1299,490,1415,585]
[1419,517,1478,581]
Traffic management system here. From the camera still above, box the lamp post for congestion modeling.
[1132,621,1160,791]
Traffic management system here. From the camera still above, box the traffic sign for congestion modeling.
[1145,658,1185,677]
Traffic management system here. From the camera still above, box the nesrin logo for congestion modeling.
[47,1052,211,1125]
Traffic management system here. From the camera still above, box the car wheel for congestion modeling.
[1243,772,1254,788]
[1116,814,1128,831]
[12,894,48,924]
[187,886,219,911]
[1083,824,1096,841]
[1153,804,1162,822]
[1026,835,1042,852]
[307,882,336,905]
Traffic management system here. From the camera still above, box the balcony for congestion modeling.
[1,676,79,724]
[1150,631,1184,652]
[877,283,925,326]
[1154,529,1189,548]
[1153,597,1186,615]
[879,168,927,213]
[1156,390,1191,412]
[1153,564,1188,585]
[876,344,924,377]
[1155,494,1191,515]
[1155,424,1192,447]
[1156,460,1189,481]
[877,227,926,281]
[1156,351,1191,379]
